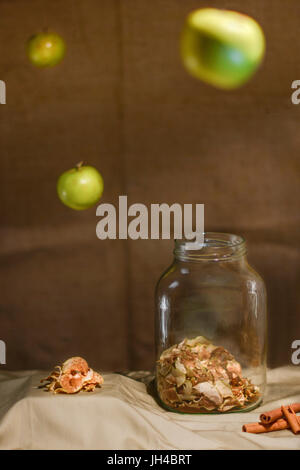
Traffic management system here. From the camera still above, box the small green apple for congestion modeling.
[181,8,266,89]
[27,32,66,67]
[57,163,104,210]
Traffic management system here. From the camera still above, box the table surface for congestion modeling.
[0,366,299,450]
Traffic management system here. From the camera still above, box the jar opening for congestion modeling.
[174,232,246,261]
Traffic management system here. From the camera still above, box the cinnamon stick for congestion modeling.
[281,405,300,435]
[242,418,289,434]
[260,403,300,424]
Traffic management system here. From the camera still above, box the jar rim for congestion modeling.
[174,232,246,261]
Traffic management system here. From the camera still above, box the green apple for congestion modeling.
[181,8,266,89]
[27,32,66,67]
[57,163,104,210]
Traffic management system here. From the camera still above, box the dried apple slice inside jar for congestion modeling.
[157,336,260,413]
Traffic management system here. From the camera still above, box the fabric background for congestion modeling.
[0,0,299,370]
[0,367,299,450]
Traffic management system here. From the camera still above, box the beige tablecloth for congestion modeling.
[0,367,299,450]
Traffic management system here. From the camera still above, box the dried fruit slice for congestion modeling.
[193,381,222,406]
[40,357,104,394]
[62,356,89,376]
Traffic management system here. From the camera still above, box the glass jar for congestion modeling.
[155,233,267,414]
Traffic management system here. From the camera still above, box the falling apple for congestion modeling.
[27,32,66,67]
[180,8,266,89]
[57,162,104,210]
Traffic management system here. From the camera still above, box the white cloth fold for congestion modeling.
[0,367,299,450]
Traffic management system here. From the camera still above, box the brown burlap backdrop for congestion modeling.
[0,0,299,371]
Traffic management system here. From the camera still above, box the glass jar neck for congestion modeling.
[174,232,247,263]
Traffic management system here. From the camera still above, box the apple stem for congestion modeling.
[76,161,84,170]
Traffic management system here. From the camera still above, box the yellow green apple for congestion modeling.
[27,32,66,67]
[180,8,266,89]
[57,163,104,210]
